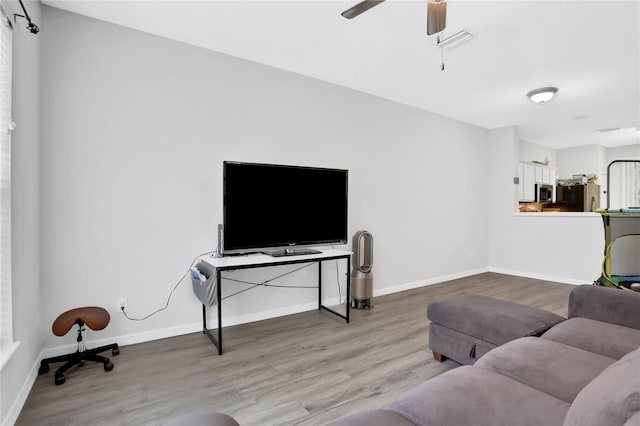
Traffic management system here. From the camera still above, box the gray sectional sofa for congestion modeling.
[329,285,640,426]
[166,285,640,426]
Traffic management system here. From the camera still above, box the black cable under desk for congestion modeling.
[199,249,352,355]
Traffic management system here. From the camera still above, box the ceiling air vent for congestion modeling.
[597,127,621,133]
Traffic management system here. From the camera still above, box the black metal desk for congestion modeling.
[199,249,351,355]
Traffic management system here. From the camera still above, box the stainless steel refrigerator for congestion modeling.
[556,183,601,212]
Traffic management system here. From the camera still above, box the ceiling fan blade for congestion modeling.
[427,0,447,35]
[341,0,385,19]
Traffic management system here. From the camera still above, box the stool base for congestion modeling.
[39,343,119,385]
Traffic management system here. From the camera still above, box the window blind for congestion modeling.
[0,6,13,351]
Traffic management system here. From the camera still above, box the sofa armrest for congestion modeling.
[568,285,640,330]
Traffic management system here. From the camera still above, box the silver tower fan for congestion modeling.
[351,230,373,309]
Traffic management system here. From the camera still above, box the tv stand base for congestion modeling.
[262,248,322,257]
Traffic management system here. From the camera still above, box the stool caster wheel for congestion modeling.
[112,347,120,356]
[38,363,49,375]
[104,361,114,372]
[55,375,65,385]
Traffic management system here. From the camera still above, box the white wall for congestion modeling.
[518,139,557,168]
[0,1,41,424]
[556,144,605,180]
[38,7,490,351]
[606,145,640,164]
[489,127,604,283]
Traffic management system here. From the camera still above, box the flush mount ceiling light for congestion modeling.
[526,87,558,104]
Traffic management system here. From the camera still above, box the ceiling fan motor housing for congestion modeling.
[427,0,447,35]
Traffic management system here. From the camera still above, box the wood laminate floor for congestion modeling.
[16,273,574,425]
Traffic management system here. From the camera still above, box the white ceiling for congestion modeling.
[43,0,640,150]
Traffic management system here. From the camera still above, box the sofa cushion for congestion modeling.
[475,337,615,403]
[427,295,565,346]
[563,347,640,426]
[542,317,640,359]
[624,412,640,426]
[326,409,415,426]
[388,366,570,426]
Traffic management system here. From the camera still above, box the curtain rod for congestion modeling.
[14,0,39,34]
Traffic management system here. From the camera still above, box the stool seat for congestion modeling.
[39,306,119,385]
[52,306,110,336]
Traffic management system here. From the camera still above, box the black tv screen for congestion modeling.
[223,162,348,255]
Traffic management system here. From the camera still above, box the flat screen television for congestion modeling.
[223,161,348,256]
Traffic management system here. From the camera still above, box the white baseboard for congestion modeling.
[2,352,40,426]
[40,267,586,359]
[488,267,589,286]
[40,299,342,359]
[40,321,206,359]
[49,268,571,360]
[373,267,490,297]
[65,270,490,354]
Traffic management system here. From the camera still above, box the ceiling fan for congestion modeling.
[341,0,447,35]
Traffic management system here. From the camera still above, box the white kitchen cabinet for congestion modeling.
[519,163,555,202]
[522,164,535,201]
[535,166,543,183]
[543,168,556,185]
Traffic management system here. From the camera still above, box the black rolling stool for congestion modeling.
[38,306,120,385]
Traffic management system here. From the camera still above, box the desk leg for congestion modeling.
[202,304,206,333]
[202,304,220,354]
[217,268,222,355]
[318,261,322,311]
[202,270,223,355]
[319,257,350,323]
[346,255,350,323]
